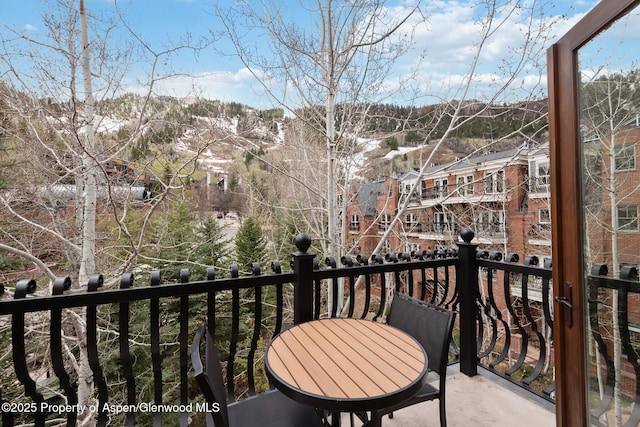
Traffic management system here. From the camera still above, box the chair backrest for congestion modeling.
[192,324,229,427]
[387,292,456,376]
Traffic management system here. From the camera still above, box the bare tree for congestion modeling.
[0,0,214,422]
[213,0,419,257]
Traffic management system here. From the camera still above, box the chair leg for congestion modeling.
[351,412,369,426]
[368,411,383,427]
[439,398,446,427]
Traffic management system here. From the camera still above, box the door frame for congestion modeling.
[547,1,640,426]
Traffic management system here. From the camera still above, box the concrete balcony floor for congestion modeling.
[342,365,556,427]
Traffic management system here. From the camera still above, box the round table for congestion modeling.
[265,318,428,422]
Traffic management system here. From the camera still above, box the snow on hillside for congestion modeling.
[87,104,401,179]
[348,136,382,180]
[384,146,419,160]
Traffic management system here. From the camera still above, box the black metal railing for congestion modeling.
[0,230,557,426]
[588,265,640,427]
[0,264,297,427]
[475,251,555,400]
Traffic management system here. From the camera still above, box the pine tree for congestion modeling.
[194,215,231,275]
[234,217,268,274]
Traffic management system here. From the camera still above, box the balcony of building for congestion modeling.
[394,220,507,245]
[1,230,636,426]
[415,180,510,209]
[529,175,551,197]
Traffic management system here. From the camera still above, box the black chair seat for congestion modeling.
[374,380,439,415]
[413,381,439,400]
[227,388,324,427]
[192,324,324,427]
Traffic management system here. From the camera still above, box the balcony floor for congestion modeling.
[341,364,556,426]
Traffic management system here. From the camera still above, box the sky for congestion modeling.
[0,0,599,109]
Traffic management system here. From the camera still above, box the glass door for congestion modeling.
[548,1,640,426]
[578,8,640,425]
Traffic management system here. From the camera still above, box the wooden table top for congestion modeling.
[265,318,428,412]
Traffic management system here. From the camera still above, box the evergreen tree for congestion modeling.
[234,217,268,274]
[148,201,196,280]
[193,215,231,275]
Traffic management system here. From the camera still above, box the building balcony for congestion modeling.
[416,182,511,205]
[529,176,551,196]
[1,231,636,426]
[400,222,507,243]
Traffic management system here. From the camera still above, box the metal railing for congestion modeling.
[587,265,640,426]
[0,230,557,426]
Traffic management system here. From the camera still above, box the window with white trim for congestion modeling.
[484,170,504,193]
[538,208,551,224]
[434,179,449,197]
[350,214,359,230]
[617,205,638,231]
[457,174,474,196]
[614,145,636,171]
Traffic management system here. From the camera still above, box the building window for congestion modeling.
[529,160,550,192]
[405,242,420,254]
[614,145,635,171]
[484,170,504,194]
[433,212,454,232]
[457,175,474,196]
[400,182,419,201]
[380,213,391,230]
[477,210,505,233]
[350,215,360,231]
[617,205,638,231]
[434,179,449,197]
[538,208,551,224]
[406,213,417,226]
[350,238,360,253]
[405,213,421,231]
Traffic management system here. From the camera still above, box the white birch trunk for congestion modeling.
[78,0,97,284]
[77,1,97,422]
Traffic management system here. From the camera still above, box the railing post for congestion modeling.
[457,228,479,376]
[292,233,315,324]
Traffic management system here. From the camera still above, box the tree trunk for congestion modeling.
[78,0,97,284]
[77,1,97,422]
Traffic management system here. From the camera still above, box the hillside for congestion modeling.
[88,95,549,182]
[1,89,548,195]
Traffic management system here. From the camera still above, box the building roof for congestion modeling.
[351,181,384,216]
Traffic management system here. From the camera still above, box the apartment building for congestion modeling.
[344,143,552,261]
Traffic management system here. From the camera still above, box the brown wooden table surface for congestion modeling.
[265,318,428,417]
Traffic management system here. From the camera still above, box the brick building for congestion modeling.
[344,142,552,261]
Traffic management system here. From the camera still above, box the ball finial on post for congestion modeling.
[460,228,475,243]
[294,233,312,253]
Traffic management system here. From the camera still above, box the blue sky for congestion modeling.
[1,0,598,109]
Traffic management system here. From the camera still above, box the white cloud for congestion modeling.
[123,1,597,107]
[126,68,276,108]
[380,1,593,103]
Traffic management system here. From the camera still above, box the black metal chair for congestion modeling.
[191,324,325,427]
[369,292,457,427]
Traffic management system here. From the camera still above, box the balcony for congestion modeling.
[529,175,551,195]
[339,366,555,426]
[5,229,632,426]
